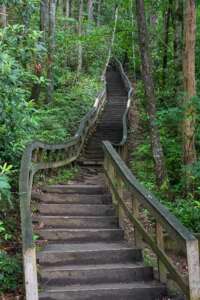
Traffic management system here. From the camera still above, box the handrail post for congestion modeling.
[132,197,143,248]
[156,222,167,283]
[23,247,38,300]
[186,240,200,300]
[116,175,124,228]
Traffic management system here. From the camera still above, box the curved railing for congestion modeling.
[112,58,134,160]
[19,77,107,300]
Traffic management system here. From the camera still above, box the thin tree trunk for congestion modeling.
[135,0,168,187]
[0,5,7,27]
[97,0,101,26]
[40,0,49,39]
[47,0,57,103]
[162,2,171,86]
[104,6,118,75]
[182,0,197,186]
[88,0,94,22]
[77,0,83,75]
[173,0,183,93]
[131,0,136,78]
[31,0,49,102]
[63,0,71,17]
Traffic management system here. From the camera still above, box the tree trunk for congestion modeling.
[97,0,101,26]
[0,5,7,27]
[104,6,118,74]
[77,0,83,75]
[162,2,171,86]
[63,0,71,17]
[173,0,183,93]
[88,0,94,22]
[182,0,197,184]
[47,0,57,103]
[135,0,168,188]
[40,0,49,39]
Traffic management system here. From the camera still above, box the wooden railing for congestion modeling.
[103,141,200,300]
[113,58,133,160]
[19,79,107,300]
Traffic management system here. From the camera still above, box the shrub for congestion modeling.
[0,251,22,293]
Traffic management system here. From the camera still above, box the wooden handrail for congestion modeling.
[103,141,200,300]
[19,78,107,300]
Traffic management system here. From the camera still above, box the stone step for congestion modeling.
[36,228,124,243]
[39,281,167,300]
[40,263,154,286]
[42,185,107,194]
[32,192,111,204]
[38,204,115,216]
[38,242,142,266]
[34,216,118,229]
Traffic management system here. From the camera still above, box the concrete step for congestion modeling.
[42,185,107,194]
[38,242,142,266]
[39,281,167,300]
[32,192,111,204]
[38,204,115,216]
[36,228,124,243]
[40,263,154,286]
[34,216,118,229]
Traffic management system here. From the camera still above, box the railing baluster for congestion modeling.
[156,222,167,283]
[132,197,143,248]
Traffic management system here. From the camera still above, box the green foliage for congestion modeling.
[0,251,22,293]
[0,163,12,210]
[163,199,200,233]
[0,25,45,165]
[0,220,12,241]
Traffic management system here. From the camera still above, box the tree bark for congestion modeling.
[135,0,168,187]
[47,0,57,102]
[97,0,101,26]
[63,0,71,17]
[40,0,49,39]
[182,0,197,177]
[103,6,118,75]
[88,0,94,22]
[0,5,7,28]
[173,0,183,93]
[162,2,171,86]
[77,0,83,75]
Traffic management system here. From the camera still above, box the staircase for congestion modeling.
[83,67,127,162]
[33,180,166,300]
[31,65,167,299]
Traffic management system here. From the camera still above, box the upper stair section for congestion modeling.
[82,65,128,162]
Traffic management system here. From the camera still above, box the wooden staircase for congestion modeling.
[34,182,166,300]
[20,60,200,300]
[32,67,167,300]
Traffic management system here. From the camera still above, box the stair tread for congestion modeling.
[36,215,117,219]
[37,228,122,232]
[40,242,136,253]
[39,281,165,292]
[40,262,147,271]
